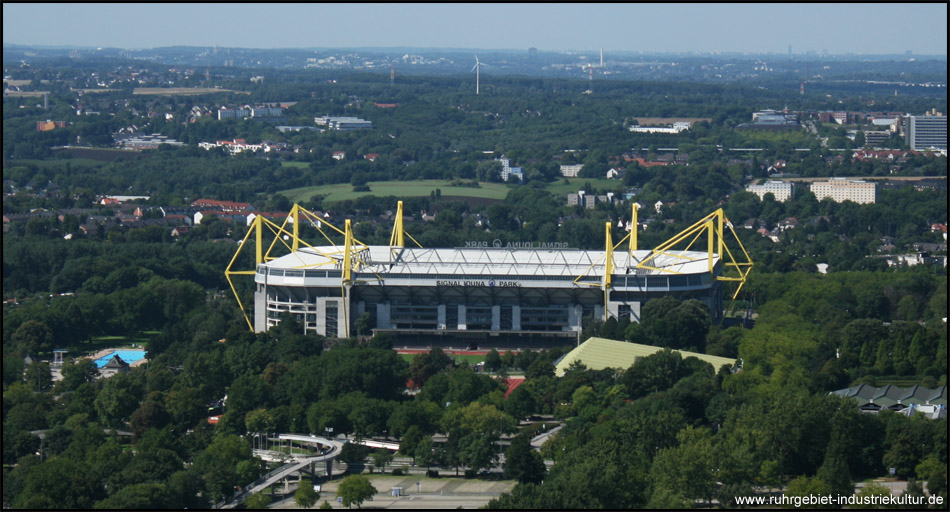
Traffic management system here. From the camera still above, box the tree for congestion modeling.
[13,319,54,354]
[94,372,144,428]
[484,348,502,372]
[785,475,832,506]
[24,361,52,392]
[916,454,948,499]
[371,449,394,473]
[337,474,377,508]
[504,385,535,420]
[651,426,717,504]
[193,434,256,504]
[504,433,546,484]
[244,492,272,509]
[355,312,373,337]
[294,484,319,509]
[93,482,169,509]
[409,347,452,388]
[59,358,100,391]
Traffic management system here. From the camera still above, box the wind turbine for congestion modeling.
[472,55,481,95]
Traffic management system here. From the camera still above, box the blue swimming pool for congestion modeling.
[95,349,147,368]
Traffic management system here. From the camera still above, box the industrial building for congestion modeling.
[227,203,752,348]
[314,116,373,131]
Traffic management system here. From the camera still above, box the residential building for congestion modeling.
[745,180,795,202]
[560,164,583,177]
[496,155,524,182]
[810,178,876,204]
[903,111,947,150]
[218,107,250,120]
[250,105,283,118]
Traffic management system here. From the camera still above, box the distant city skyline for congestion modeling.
[3,3,947,56]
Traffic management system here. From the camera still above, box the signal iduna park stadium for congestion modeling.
[226,202,752,348]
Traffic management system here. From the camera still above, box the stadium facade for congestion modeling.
[229,203,752,347]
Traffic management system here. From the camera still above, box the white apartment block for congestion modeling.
[745,181,795,202]
[560,164,584,177]
[809,178,876,204]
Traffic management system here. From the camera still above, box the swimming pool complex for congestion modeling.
[94,349,147,368]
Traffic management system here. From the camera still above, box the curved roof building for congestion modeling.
[231,203,752,349]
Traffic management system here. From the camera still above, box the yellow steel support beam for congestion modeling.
[635,208,754,304]
[630,203,639,254]
[292,204,300,252]
[343,219,353,284]
[390,201,405,248]
[255,214,262,265]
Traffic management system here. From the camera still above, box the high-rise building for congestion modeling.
[903,112,947,150]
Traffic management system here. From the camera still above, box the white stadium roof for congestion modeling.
[260,245,718,278]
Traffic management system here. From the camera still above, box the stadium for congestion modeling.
[227,202,752,349]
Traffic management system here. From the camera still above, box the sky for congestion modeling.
[3,3,947,56]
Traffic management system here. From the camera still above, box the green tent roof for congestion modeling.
[554,337,737,377]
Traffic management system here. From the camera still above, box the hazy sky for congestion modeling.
[3,3,947,55]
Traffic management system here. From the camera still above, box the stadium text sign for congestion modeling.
[464,240,569,249]
[436,280,521,287]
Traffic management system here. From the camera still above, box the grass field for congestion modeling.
[399,353,486,365]
[279,172,628,204]
[280,180,512,204]
[544,178,625,195]
[82,331,158,353]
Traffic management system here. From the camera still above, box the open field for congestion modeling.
[51,146,147,161]
[398,353,486,365]
[281,176,628,204]
[280,180,512,204]
[132,87,245,95]
[280,161,311,169]
[544,178,625,195]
